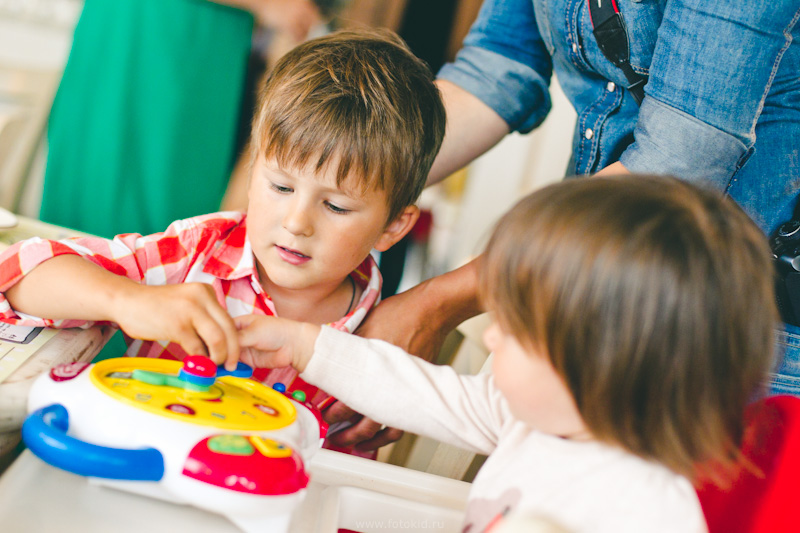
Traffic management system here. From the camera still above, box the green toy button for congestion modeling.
[291,390,307,403]
[208,435,254,455]
[132,369,168,386]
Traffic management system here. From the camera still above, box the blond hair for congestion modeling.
[251,28,445,222]
[480,175,777,479]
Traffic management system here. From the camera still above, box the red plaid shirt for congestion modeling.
[0,211,382,407]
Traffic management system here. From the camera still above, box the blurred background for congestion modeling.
[0,0,576,302]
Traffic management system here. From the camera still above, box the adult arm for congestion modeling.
[355,258,483,363]
[595,161,630,177]
[430,0,554,185]
[427,80,510,185]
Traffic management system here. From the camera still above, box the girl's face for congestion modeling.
[483,321,591,440]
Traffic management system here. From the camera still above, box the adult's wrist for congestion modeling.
[417,258,483,333]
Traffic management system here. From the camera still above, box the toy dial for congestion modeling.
[89,358,297,431]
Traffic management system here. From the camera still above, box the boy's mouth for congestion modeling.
[275,245,311,265]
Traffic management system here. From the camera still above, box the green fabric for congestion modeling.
[93,329,126,362]
[41,0,254,238]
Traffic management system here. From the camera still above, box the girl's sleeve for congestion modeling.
[301,326,508,455]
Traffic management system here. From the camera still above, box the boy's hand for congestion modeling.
[235,314,319,372]
[112,282,239,367]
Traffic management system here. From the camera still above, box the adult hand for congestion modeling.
[355,285,450,362]
[322,400,405,452]
[355,259,484,362]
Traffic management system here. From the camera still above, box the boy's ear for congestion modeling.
[374,206,420,252]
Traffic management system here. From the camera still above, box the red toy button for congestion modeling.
[49,362,90,382]
[183,355,217,378]
[255,404,279,416]
[166,404,196,415]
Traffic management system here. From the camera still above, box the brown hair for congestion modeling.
[480,175,777,480]
[251,28,446,222]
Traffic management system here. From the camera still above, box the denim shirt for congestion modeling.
[438,0,800,237]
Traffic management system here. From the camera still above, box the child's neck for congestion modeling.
[260,274,360,325]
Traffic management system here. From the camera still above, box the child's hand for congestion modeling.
[112,282,239,367]
[235,315,320,373]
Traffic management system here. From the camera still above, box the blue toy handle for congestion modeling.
[22,404,165,481]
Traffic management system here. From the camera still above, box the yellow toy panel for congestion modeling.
[89,358,297,431]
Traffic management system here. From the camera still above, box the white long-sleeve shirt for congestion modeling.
[301,327,707,533]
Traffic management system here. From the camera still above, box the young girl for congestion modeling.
[233,175,777,532]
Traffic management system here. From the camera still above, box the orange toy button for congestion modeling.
[250,437,292,458]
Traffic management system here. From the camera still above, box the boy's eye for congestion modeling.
[325,201,350,215]
[270,183,293,194]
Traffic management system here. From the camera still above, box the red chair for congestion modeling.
[696,395,800,532]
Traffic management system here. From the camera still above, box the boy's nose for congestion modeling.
[282,202,314,237]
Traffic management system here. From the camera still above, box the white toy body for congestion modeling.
[23,357,327,533]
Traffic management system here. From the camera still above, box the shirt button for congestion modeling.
[606,82,616,92]
[584,128,594,140]
[572,43,578,54]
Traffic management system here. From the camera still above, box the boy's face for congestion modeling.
[247,153,417,294]
[483,321,591,440]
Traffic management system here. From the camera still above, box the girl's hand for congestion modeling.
[235,314,320,372]
[112,282,239,367]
